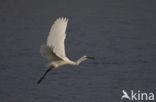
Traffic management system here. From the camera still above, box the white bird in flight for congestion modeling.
[37,17,94,84]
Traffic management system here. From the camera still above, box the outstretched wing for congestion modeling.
[47,17,68,60]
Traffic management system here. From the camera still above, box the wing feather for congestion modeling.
[40,45,61,61]
[47,17,68,60]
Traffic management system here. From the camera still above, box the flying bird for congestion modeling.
[37,17,94,84]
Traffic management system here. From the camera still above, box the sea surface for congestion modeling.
[0,0,156,102]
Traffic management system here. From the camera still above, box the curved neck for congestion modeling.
[70,56,87,65]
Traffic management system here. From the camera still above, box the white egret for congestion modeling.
[37,17,94,84]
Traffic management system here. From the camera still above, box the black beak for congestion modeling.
[87,56,95,59]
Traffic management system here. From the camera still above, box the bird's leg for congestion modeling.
[37,67,53,84]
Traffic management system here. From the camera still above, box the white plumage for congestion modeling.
[47,18,68,60]
[40,18,69,62]
[38,17,94,84]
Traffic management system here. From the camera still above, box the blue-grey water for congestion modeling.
[0,0,156,102]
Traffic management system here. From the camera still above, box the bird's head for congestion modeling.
[75,56,95,65]
[77,56,95,64]
[82,56,95,60]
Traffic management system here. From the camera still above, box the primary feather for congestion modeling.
[47,17,68,60]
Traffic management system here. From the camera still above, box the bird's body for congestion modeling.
[37,17,94,84]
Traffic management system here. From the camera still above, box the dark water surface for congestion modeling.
[0,0,156,102]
